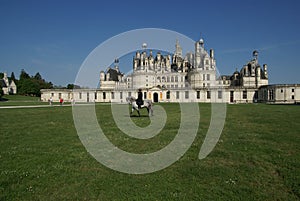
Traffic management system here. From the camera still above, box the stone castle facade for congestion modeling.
[0,72,17,95]
[41,37,299,104]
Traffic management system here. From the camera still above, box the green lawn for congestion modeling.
[0,103,299,200]
[0,95,46,106]
[0,95,72,106]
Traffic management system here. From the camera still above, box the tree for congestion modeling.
[10,72,16,81]
[15,70,53,96]
[33,72,42,80]
[0,87,3,98]
[67,84,80,89]
[18,79,40,96]
[0,72,3,79]
[19,69,30,80]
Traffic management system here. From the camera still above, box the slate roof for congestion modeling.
[106,68,123,81]
[0,79,7,87]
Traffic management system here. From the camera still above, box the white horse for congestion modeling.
[126,96,153,117]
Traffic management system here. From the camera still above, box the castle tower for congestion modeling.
[263,64,268,79]
[256,66,261,87]
[195,37,204,69]
[114,58,119,72]
[175,39,182,58]
[100,71,105,81]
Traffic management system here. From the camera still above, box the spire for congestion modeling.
[199,33,204,47]
[142,43,147,50]
[175,39,182,57]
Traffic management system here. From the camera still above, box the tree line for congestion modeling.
[1,70,80,97]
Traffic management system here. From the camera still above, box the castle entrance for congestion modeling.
[153,92,158,102]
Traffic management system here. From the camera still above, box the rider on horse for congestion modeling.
[136,88,144,109]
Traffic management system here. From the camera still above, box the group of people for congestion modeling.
[48,97,65,106]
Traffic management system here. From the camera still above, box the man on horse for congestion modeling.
[136,88,144,109]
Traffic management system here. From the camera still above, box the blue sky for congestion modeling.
[0,0,299,86]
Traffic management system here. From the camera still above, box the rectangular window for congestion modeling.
[292,95,295,100]
[185,91,189,99]
[144,92,147,99]
[79,92,82,99]
[207,91,211,99]
[51,93,54,97]
[58,93,62,99]
[243,91,247,99]
[111,92,114,99]
[292,88,295,92]
[128,92,131,97]
[120,92,123,99]
[176,91,180,99]
[166,91,170,99]
[197,91,200,99]
[269,89,274,100]
[94,92,97,100]
[254,91,258,99]
[281,89,283,93]
[203,74,205,81]
[207,74,210,81]
[103,92,106,99]
[218,91,222,99]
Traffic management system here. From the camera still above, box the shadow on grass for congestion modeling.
[129,115,150,118]
[0,98,8,102]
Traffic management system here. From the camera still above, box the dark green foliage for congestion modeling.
[16,70,53,96]
[10,72,16,81]
[17,79,41,96]
[19,69,30,80]
[0,72,3,79]
[67,84,80,89]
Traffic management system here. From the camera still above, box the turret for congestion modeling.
[106,72,110,81]
[100,71,105,81]
[195,39,202,68]
[136,51,140,59]
[263,64,268,79]
[255,66,261,87]
[175,39,182,57]
[114,58,119,72]
[210,49,214,59]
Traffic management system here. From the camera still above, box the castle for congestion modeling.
[0,73,17,95]
[41,38,299,104]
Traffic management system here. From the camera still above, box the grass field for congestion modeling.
[0,101,299,200]
[0,95,71,106]
[0,95,46,106]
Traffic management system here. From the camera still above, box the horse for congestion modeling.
[126,96,153,117]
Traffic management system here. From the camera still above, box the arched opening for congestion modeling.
[153,92,159,103]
